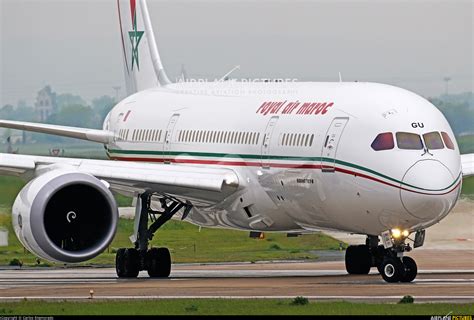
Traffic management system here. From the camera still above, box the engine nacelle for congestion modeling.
[12,169,118,263]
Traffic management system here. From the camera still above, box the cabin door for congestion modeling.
[321,117,349,172]
[163,113,180,163]
[261,116,279,168]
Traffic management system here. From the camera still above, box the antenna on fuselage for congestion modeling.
[338,72,343,83]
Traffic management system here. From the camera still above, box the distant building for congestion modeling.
[35,85,57,122]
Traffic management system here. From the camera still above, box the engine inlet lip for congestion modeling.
[30,172,118,263]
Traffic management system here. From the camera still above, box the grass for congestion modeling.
[0,211,343,266]
[0,176,24,211]
[461,176,474,200]
[0,299,472,315]
[458,134,474,154]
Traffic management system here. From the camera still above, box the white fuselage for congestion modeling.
[105,81,462,236]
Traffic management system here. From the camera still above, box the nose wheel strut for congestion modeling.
[116,192,193,278]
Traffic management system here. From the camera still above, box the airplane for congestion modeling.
[0,0,472,283]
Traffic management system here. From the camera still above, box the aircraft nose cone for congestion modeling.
[400,160,459,220]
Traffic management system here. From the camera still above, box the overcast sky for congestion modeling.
[0,0,472,107]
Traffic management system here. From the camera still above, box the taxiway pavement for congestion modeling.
[0,250,472,302]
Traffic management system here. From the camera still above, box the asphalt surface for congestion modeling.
[0,250,472,302]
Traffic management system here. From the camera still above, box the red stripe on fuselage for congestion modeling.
[123,110,132,122]
[110,156,320,169]
[108,155,461,196]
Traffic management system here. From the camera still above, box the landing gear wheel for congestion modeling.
[400,256,417,283]
[146,247,171,278]
[376,264,384,275]
[116,248,140,278]
[380,257,404,283]
[345,245,371,275]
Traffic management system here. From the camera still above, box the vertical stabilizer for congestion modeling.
[117,0,170,96]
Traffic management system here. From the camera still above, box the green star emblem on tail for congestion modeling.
[129,0,144,71]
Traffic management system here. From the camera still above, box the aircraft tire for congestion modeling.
[380,257,404,283]
[116,248,140,278]
[146,247,171,278]
[345,245,371,274]
[400,256,417,283]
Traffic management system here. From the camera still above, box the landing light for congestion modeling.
[391,228,409,239]
[391,228,402,238]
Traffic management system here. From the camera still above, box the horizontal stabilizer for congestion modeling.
[0,120,115,144]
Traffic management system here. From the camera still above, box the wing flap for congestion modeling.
[77,160,238,192]
[0,153,35,175]
[0,153,239,195]
[0,120,115,144]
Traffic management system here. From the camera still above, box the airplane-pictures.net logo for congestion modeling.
[431,315,472,320]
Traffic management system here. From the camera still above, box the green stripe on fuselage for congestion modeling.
[107,148,460,192]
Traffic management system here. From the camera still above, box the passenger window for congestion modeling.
[441,132,455,150]
[423,132,444,150]
[371,132,394,151]
[396,132,423,150]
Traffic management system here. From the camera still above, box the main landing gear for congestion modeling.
[345,230,424,283]
[115,192,192,278]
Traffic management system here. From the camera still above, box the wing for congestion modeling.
[0,119,114,143]
[0,153,240,205]
[461,153,474,178]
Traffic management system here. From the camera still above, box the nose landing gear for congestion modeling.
[345,233,419,283]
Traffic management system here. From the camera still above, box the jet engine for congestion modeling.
[12,169,118,263]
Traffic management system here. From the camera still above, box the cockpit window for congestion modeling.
[441,132,455,150]
[423,132,444,150]
[371,132,394,151]
[396,132,423,150]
